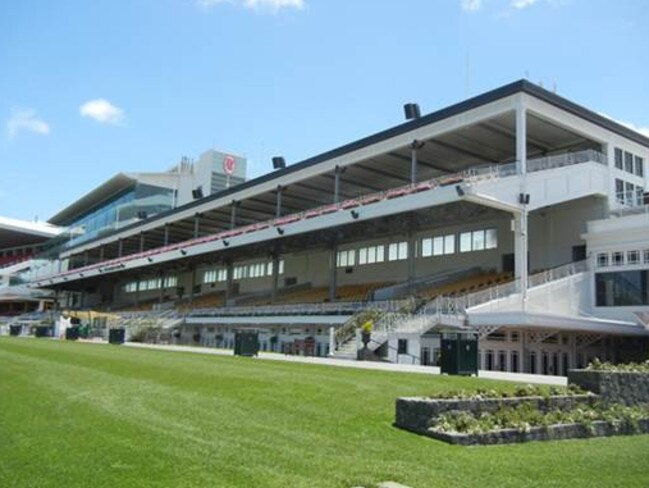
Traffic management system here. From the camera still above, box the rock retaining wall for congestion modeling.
[427,419,649,446]
[568,370,649,406]
[395,395,596,434]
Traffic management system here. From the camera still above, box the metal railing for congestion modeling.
[527,149,606,173]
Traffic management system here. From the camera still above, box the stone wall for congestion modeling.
[427,419,649,446]
[395,395,596,434]
[568,370,649,406]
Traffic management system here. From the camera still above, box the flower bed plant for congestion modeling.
[428,384,584,400]
[431,402,649,435]
[585,358,649,373]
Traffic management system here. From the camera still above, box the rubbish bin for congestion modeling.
[9,325,21,336]
[34,326,53,338]
[108,328,126,345]
[234,330,259,357]
[65,326,80,341]
[440,332,478,376]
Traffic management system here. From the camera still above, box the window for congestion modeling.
[627,250,640,265]
[612,251,624,266]
[625,151,634,173]
[421,238,432,258]
[444,234,455,254]
[472,230,485,251]
[485,229,498,249]
[459,232,472,253]
[614,147,623,169]
[358,245,384,264]
[635,156,645,177]
[433,236,444,256]
[388,241,408,261]
[596,270,649,306]
[397,339,408,355]
[597,253,609,267]
[644,250,649,264]
[337,250,355,267]
[616,179,625,202]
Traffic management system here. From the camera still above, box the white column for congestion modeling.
[515,99,529,307]
[328,326,335,356]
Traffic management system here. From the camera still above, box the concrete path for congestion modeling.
[124,342,567,386]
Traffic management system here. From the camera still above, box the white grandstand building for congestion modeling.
[13,80,649,375]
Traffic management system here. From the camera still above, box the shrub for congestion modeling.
[585,358,649,373]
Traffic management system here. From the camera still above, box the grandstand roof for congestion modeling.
[57,79,649,257]
[0,216,61,249]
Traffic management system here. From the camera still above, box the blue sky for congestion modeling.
[1,0,648,222]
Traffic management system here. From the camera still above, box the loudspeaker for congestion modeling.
[272,157,286,169]
[404,103,421,120]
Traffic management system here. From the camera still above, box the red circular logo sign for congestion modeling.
[223,155,236,175]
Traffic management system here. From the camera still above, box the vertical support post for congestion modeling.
[135,276,141,307]
[193,213,200,239]
[83,251,89,266]
[230,201,237,229]
[407,217,416,289]
[333,166,343,204]
[329,326,335,356]
[275,186,282,218]
[515,99,529,308]
[164,225,170,246]
[159,272,165,304]
[328,240,338,302]
[410,140,418,185]
[117,239,123,258]
[99,246,105,261]
[271,252,280,303]
[139,232,145,253]
[225,260,234,304]
[189,266,197,305]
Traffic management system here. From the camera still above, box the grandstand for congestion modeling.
[13,79,649,374]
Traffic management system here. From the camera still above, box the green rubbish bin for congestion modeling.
[440,332,478,376]
[34,326,53,338]
[108,328,126,345]
[234,330,259,357]
[65,326,80,341]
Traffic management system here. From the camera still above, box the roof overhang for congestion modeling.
[0,216,61,249]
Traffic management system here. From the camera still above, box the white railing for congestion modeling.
[527,260,589,288]
[527,149,606,173]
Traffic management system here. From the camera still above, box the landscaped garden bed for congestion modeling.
[395,362,649,445]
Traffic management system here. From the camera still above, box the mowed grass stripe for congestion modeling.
[1,338,648,488]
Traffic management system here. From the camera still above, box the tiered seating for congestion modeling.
[418,272,513,300]
[189,291,226,309]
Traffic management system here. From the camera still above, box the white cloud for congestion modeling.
[461,0,483,12]
[6,109,50,139]
[599,113,649,138]
[511,0,538,8]
[79,99,125,125]
[198,0,304,12]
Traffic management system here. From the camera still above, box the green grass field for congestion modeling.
[1,338,648,488]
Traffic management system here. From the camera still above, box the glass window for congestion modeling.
[644,249,649,264]
[596,270,649,306]
[421,238,432,258]
[367,246,376,264]
[485,228,497,249]
[625,151,634,173]
[375,245,385,263]
[388,243,398,261]
[398,241,408,260]
[597,253,609,267]
[615,179,625,202]
[635,156,644,177]
[612,251,624,266]
[444,234,455,254]
[358,248,368,265]
[614,148,623,169]
[398,339,408,354]
[433,237,444,256]
[472,230,485,251]
[628,250,640,265]
[460,232,472,253]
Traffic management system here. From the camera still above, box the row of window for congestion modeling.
[123,276,178,293]
[203,260,285,283]
[595,270,649,307]
[337,229,498,268]
[614,147,644,177]
[596,250,649,268]
[615,179,645,206]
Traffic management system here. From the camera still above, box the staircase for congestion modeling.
[332,339,358,360]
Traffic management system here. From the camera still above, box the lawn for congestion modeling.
[1,338,648,488]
